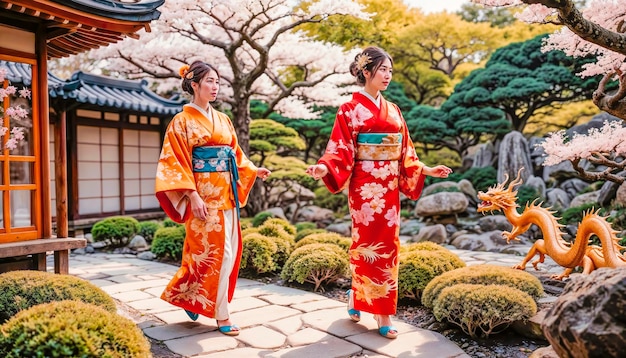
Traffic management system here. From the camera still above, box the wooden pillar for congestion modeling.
[55,111,68,238]
[37,25,51,239]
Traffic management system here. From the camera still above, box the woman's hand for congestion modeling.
[257,167,271,181]
[187,191,208,220]
[305,164,328,180]
[423,165,453,178]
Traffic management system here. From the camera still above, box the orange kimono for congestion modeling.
[155,103,257,319]
[318,92,426,315]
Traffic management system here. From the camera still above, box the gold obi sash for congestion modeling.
[355,133,402,161]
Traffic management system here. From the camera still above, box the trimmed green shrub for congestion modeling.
[138,220,161,242]
[240,233,278,274]
[252,211,275,227]
[162,217,181,228]
[403,241,447,253]
[257,221,296,268]
[263,218,297,235]
[281,243,350,292]
[151,226,185,261]
[241,227,259,237]
[295,222,317,232]
[91,216,140,247]
[433,284,537,338]
[294,232,351,251]
[0,270,116,323]
[398,248,466,301]
[295,228,327,242]
[422,264,544,308]
[0,300,151,357]
[313,186,348,213]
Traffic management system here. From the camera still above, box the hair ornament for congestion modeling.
[355,53,372,72]
[179,65,193,79]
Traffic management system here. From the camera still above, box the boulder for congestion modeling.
[526,175,546,198]
[497,131,533,184]
[616,181,626,207]
[477,215,512,232]
[294,205,334,223]
[542,267,626,358]
[415,192,468,218]
[545,188,571,211]
[569,190,601,209]
[472,142,494,168]
[410,224,447,244]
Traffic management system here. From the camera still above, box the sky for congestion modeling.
[404,0,470,14]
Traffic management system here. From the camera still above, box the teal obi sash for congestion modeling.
[356,133,402,160]
[192,146,240,216]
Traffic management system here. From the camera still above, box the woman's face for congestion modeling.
[193,69,220,103]
[365,58,392,93]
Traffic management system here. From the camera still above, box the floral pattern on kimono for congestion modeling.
[318,92,426,315]
[155,105,257,318]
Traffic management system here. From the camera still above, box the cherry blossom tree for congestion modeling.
[86,0,368,151]
[473,0,626,184]
[0,67,27,150]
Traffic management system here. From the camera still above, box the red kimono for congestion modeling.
[318,92,426,315]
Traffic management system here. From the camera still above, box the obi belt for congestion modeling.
[191,146,240,216]
[356,133,402,161]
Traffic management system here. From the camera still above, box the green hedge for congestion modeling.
[0,270,116,323]
[0,301,151,357]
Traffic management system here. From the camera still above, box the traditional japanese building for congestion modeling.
[0,0,166,273]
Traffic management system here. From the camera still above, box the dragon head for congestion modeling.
[477,168,524,214]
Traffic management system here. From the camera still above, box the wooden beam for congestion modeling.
[37,25,51,239]
[55,111,68,238]
[0,238,86,258]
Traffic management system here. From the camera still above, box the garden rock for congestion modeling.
[264,207,287,220]
[457,179,478,206]
[415,192,468,217]
[137,251,156,260]
[497,131,533,184]
[472,142,494,168]
[450,231,505,252]
[477,215,512,232]
[559,178,590,199]
[615,181,626,207]
[128,235,149,251]
[542,267,626,358]
[268,181,315,203]
[422,181,458,197]
[529,346,560,358]
[569,190,601,209]
[294,205,334,223]
[325,222,351,237]
[545,188,570,211]
[410,224,447,244]
[399,219,423,236]
[597,179,621,206]
[512,308,547,340]
[526,175,546,198]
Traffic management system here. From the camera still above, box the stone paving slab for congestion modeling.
[236,325,286,349]
[143,321,214,341]
[165,331,238,356]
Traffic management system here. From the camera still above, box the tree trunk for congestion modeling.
[231,95,251,153]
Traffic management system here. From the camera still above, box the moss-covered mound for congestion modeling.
[422,264,544,308]
[0,300,151,357]
[0,270,116,323]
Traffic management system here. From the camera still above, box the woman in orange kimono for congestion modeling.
[306,47,452,339]
[155,61,270,336]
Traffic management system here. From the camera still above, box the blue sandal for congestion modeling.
[185,309,199,321]
[217,321,240,336]
[346,289,361,322]
[375,315,398,339]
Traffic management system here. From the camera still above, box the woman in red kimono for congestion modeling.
[155,61,270,336]
[306,47,452,339]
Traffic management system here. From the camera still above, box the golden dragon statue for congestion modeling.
[477,169,626,280]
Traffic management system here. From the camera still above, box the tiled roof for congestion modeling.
[2,61,184,116]
[0,0,164,58]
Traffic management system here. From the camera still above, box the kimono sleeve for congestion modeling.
[398,106,426,200]
[317,106,356,193]
[155,115,196,223]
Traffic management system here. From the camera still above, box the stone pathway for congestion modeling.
[64,248,562,358]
